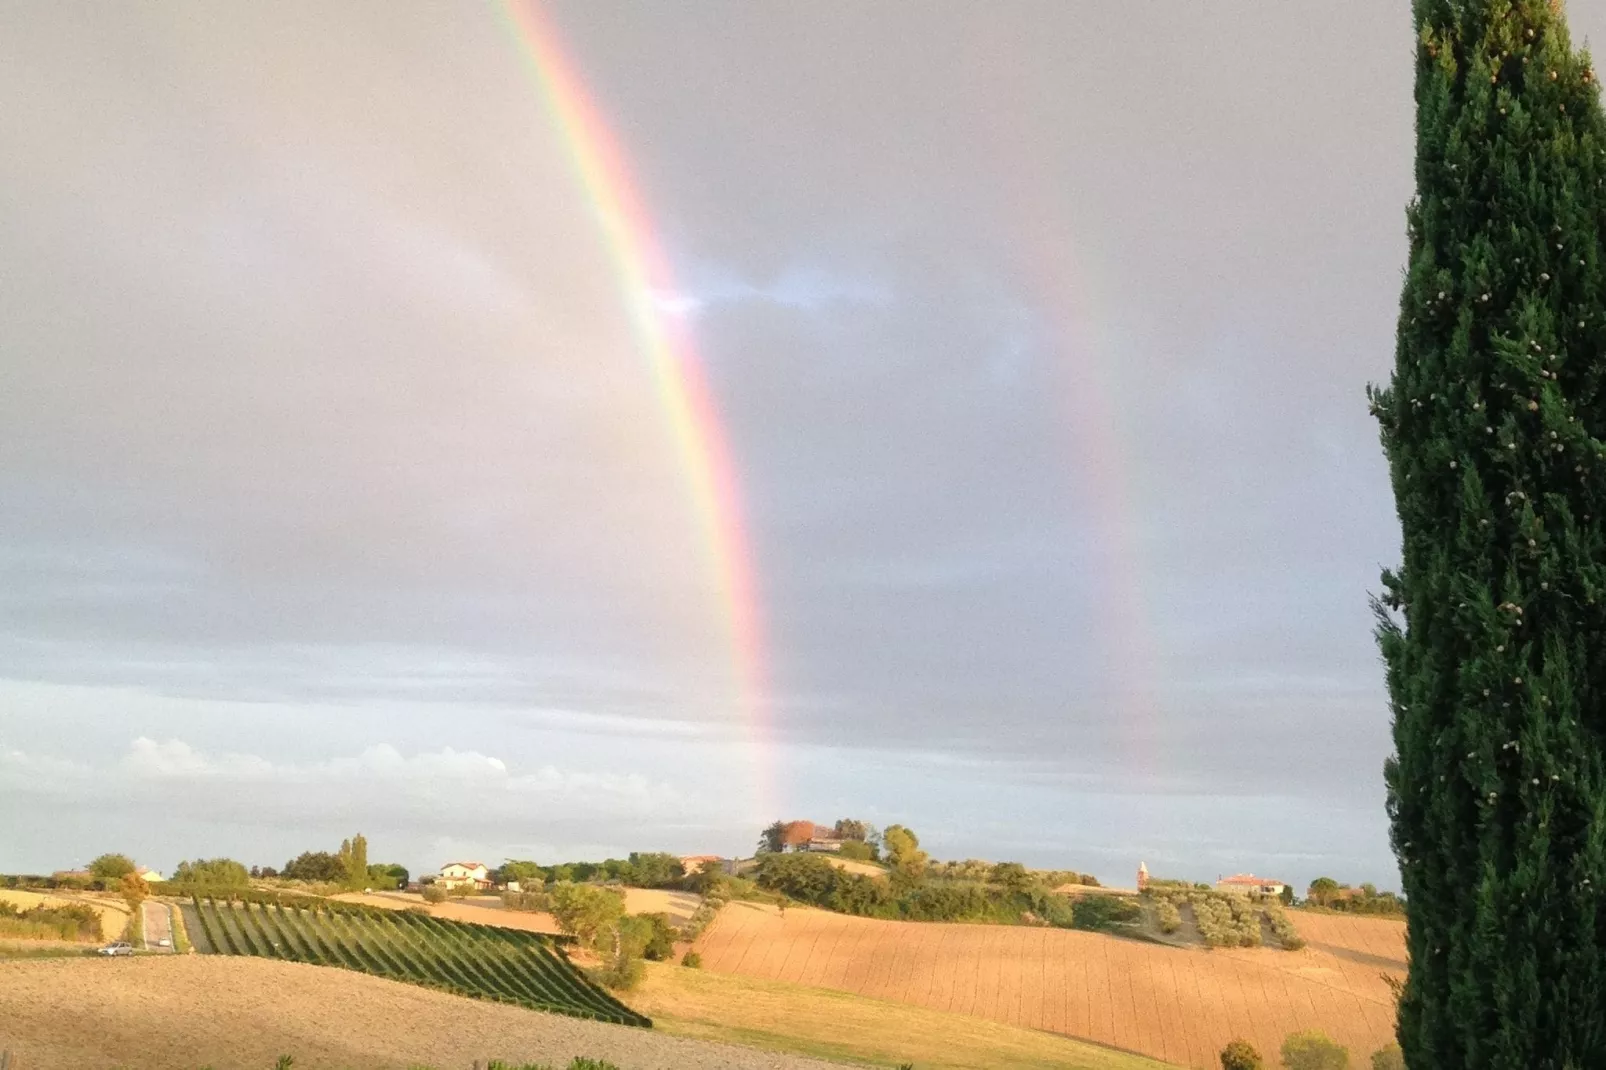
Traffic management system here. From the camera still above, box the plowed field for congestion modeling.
[696,903,1405,1069]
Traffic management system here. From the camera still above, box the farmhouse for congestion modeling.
[1215,873,1288,897]
[437,861,491,890]
[778,821,848,853]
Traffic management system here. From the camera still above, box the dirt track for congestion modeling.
[0,956,853,1069]
[695,903,1405,1069]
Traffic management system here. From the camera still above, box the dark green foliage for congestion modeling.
[88,853,136,888]
[753,852,1079,926]
[837,840,877,862]
[1371,1045,1406,1070]
[368,863,408,890]
[681,950,702,968]
[281,851,346,883]
[619,912,676,962]
[172,858,251,890]
[190,894,645,1026]
[1220,1038,1264,1070]
[758,820,786,855]
[1280,1031,1348,1070]
[1375,2,1606,1066]
[1069,894,1142,933]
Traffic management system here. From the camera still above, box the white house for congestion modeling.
[438,861,491,890]
[1215,873,1287,897]
[136,867,165,883]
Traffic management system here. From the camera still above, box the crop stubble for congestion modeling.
[695,905,1404,1069]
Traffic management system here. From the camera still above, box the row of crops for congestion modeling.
[188,896,649,1027]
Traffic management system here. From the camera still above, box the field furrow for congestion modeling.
[693,904,1404,1068]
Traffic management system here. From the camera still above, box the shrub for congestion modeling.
[1071,894,1142,932]
[1221,1039,1264,1070]
[1280,1030,1349,1070]
[172,858,251,890]
[1264,904,1306,950]
[592,950,645,991]
[502,890,549,912]
[682,950,702,968]
[1156,899,1183,934]
[420,884,447,904]
[1369,1045,1404,1070]
[88,853,136,888]
[837,840,876,862]
[619,912,676,961]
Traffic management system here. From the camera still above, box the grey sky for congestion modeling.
[7,2,1603,890]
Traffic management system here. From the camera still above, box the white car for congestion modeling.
[97,942,134,956]
[156,937,172,948]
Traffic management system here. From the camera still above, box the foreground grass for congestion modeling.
[630,962,1177,1070]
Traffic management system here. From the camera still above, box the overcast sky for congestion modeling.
[7,2,1603,891]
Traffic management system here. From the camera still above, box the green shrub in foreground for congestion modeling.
[1220,1038,1263,1070]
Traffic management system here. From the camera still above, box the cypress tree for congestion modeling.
[1373,1,1606,1065]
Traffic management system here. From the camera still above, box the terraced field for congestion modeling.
[185,896,647,1026]
[695,902,1404,1069]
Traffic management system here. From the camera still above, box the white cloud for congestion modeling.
[114,737,676,816]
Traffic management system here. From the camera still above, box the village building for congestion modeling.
[1214,873,1288,897]
[437,861,491,890]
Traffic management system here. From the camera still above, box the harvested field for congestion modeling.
[0,889,130,942]
[633,960,1172,1070]
[822,857,887,879]
[332,891,565,934]
[623,888,701,925]
[0,955,851,1070]
[695,902,1405,1069]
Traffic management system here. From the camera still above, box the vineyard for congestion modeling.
[184,896,648,1027]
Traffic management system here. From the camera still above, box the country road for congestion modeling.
[141,901,173,951]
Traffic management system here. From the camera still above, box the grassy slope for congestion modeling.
[631,961,1177,1070]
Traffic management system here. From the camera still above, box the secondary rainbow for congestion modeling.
[493,1,774,811]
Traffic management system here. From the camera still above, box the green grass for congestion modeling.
[191,896,648,1027]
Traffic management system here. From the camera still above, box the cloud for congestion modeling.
[113,737,677,815]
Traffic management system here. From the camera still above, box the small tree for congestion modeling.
[989,862,1034,894]
[421,883,448,904]
[548,882,626,951]
[1221,1039,1265,1070]
[833,818,869,841]
[758,821,786,855]
[88,853,136,888]
[1305,877,1340,907]
[882,825,928,878]
[1369,1046,1404,1070]
[118,871,150,912]
[1280,1030,1348,1070]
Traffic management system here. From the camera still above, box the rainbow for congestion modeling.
[493,1,773,813]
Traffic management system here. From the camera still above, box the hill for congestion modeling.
[0,955,845,1070]
[694,901,1404,1069]
[181,895,642,1025]
[632,959,1174,1070]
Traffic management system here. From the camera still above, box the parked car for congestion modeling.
[156,937,172,948]
[97,942,134,956]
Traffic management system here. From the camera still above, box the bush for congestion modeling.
[1156,899,1183,934]
[682,950,702,968]
[502,890,550,912]
[837,840,877,862]
[420,884,447,904]
[172,858,251,890]
[1221,1039,1264,1070]
[1369,1045,1404,1070]
[1264,904,1306,950]
[620,912,676,961]
[88,853,136,889]
[1281,1030,1349,1070]
[1071,894,1142,932]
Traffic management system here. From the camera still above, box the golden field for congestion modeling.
[694,902,1405,1069]
[0,889,130,942]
